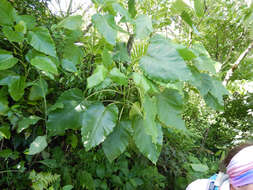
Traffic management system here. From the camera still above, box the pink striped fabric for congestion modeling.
[226,145,253,187]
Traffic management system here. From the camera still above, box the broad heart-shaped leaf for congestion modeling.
[156,89,186,131]
[57,15,82,30]
[8,76,26,101]
[28,136,47,155]
[47,88,85,136]
[87,65,108,88]
[31,56,58,75]
[81,103,118,151]
[142,95,159,143]
[92,14,117,45]
[191,44,216,74]
[133,117,163,164]
[109,68,128,85]
[28,79,48,101]
[61,44,84,72]
[190,66,229,111]
[103,120,132,162]
[17,115,41,133]
[15,15,36,30]
[140,35,192,82]
[2,26,24,42]
[28,27,57,57]
[134,15,153,40]
[0,49,18,70]
[194,0,205,17]
[0,0,17,25]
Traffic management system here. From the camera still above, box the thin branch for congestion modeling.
[127,34,134,56]
[223,42,253,86]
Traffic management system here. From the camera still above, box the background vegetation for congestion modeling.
[0,0,252,189]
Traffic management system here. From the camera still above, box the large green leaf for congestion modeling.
[61,44,84,72]
[140,35,192,82]
[109,68,128,85]
[47,88,85,135]
[31,56,58,75]
[194,0,205,17]
[103,121,132,162]
[92,14,117,45]
[0,49,18,70]
[17,115,41,133]
[15,15,36,30]
[0,125,10,139]
[81,103,118,151]
[0,0,16,25]
[28,27,57,57]
[133,117,163,164]
[128,0,137,18]
[134,15,153,40]
[156,89,186,131]
[2,26,24,42]
[28,136,47,155]
[28,79,48,101]
[57,15,82,30]
[171,0,190,14]
[190,67,229,110]
[142,95,159,143]
[8,76,26,101]
[87,65,108,88]
[0,88,9,116]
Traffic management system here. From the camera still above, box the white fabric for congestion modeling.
[186,179,230,190]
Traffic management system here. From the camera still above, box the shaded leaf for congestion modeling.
[28,79,48,101]
[81,103,118,151]
[128,0,137,18]
[9,76,26,101]
[2,26,24,42]
[109,68,128,85]
[0,49,18,70]
[17,115,41,133]
[47,88,85,135]
[103,121,132,162]
[87,65,108,88]
[0,125,10,139]
[0,0,17,25]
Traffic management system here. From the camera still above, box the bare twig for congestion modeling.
[223,42,253,85]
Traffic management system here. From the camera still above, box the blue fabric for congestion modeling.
[208,174,219,190]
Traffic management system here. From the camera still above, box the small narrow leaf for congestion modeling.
[28,136,48,155]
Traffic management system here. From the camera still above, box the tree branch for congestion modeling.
[223,42,253,86]
[127,34,134,56]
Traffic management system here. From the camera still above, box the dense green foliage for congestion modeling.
[0,0,252,189]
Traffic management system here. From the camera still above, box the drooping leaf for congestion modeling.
[103,121,132,162]
[140,35,192,82]
[109,68,128,85]
[47,88,86,135]
[133,117,163,164]
[0,0,17,25]
[0,125,10,139]
[28,136,47,155]
[142,95,159,143]
[87,65,108,88]
[181,11,193,28]
[92,14,117,45]
[28,27,57,57]
[134,15,153,39]
[31,56,58,75]
[61,44,84,72]
[28,79,48,101]
[156,89,187,131]
[39,159,58,169]
[2,26,24,42]
[57,15,82,30]
[171,0,190,14]
[17,115,41,133]
[194,0,205,17]
[0,49,18,70]
[8,76,26,101]
[81,103,118,151]
[128,0,137,18]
